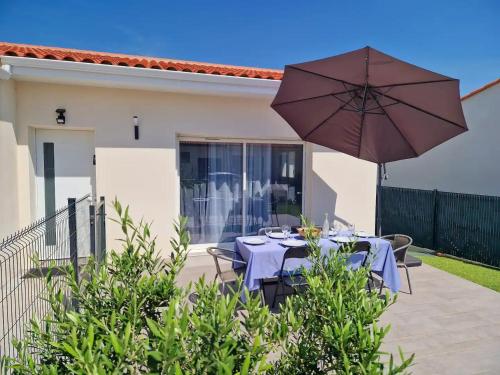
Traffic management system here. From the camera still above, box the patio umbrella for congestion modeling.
[271,46,467,234]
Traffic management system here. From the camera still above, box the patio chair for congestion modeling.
[380,234,416,294]
[206,247,247,294]
[272,246,311,308]
[339,241,373,291]
[257,226,282,236]
[339,241,372,267]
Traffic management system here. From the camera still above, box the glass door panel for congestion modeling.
[180,142,243,244]
[246,144,303,234]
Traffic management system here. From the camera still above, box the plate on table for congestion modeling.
[268,232,286,239]
[354,231,375,238]
[243,237,265,245]
[281,239,307,247]
[331,236,353,244]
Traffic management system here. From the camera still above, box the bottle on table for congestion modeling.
[322,213,329,239]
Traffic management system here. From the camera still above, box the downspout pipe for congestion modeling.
[0,64,12,80]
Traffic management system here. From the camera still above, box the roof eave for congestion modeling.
[1,56,280,98]
[461,78,500,101]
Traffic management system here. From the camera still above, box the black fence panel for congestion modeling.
[380,186,435,249]
[436,191,500,267]
[381,186,500,268]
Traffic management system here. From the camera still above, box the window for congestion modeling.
[180,141,303,244]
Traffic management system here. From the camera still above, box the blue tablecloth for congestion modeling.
[234,233,400,293]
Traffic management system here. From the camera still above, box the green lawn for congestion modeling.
[414,253,500,292]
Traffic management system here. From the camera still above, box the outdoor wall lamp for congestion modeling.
[55,108,66,125]
[133,115,140,140]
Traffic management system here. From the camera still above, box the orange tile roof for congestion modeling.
[461,78,500,101]
[0,42,283,80]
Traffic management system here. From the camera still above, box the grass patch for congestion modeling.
[415,253,500,292]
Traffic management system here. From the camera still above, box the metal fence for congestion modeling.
[380,186,500,268]
[0,195,106,359]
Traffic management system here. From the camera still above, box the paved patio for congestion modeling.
[179,253,500,374]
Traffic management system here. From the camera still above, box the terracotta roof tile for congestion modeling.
[461,78,500,101]
[0,42,283,80]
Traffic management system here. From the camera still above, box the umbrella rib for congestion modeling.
[303,96,356,139]
[372,89,466,130]
[342,82,358,102]
[272,88,359,107]
[331,93,361,111]
[364,101,399,113]
[373,78,455,89]
[368,90,419,158]
[288,65,364,88]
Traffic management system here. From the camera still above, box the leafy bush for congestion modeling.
[272,242,413,374]
[4,202,413,374]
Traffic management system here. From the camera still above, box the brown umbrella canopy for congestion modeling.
[271,46,468,163]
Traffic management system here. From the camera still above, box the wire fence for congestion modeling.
[381,186,500,268]
[0,195,106,360]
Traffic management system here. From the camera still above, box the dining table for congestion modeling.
[234,231,401,296]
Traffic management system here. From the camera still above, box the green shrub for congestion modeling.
[272,241,414,374]
[4,202,413,374]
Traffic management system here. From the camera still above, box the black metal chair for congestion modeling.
[339,241,373,291]
[206,247,247,294]
[256,227,284,303]
[380,234,416,294]
[272,246,311,308]
[257,226,282,236]
[339,241,372,267]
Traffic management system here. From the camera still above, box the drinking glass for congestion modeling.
[347,223,355,236]
[281,224,291,240]
[332,222,341,236]
[265,227,272,242]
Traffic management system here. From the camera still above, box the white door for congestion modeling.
[35,129,95,259]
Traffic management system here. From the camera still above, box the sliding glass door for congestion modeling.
[180,141,303,244]
[246,144,303,234]
[180,142,243,244]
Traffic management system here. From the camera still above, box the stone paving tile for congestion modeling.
[380,264,500,374]
[180,254,500,374]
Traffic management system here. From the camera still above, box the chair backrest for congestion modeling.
[340,241,371,267]
[206,247,246,276]
[381,234,413,263]
[257,226,282,236]
[279,246,311,276]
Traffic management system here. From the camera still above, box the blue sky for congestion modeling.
[1,0,498,94]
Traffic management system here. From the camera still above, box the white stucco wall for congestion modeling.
[0,79,20,238]
[307,144,376,230]
[9,80,376,253]
[384,84,500,196]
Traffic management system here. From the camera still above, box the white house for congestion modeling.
[383,78,500,196]
[0,42,377,254]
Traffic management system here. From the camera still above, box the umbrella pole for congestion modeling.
[376,163,382,236]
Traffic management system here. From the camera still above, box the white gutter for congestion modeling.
[0,64,11,80]
[0,56,281,98]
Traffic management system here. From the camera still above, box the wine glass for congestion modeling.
[331,222,341,237]
[281,224,291,240]
[265,227,272,242]
[347,223,356,237]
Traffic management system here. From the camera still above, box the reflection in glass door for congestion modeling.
[179,141,303,243]
[246,144,303,234]
[180,142,243,244]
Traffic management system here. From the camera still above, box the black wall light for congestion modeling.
[55,108,66,125]
[133,115,139,140]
